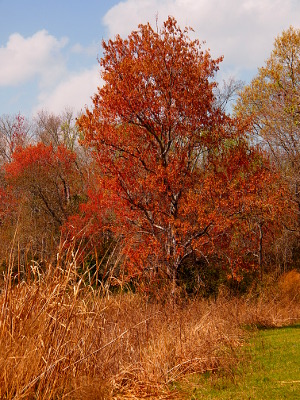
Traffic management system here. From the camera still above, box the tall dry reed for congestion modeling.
[0,258,299,399]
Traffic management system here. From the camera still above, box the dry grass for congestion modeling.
[0,261,299,399]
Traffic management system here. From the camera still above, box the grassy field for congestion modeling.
[179,324,300,399]
[0,262,299,399]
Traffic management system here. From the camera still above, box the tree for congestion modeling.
[34,109,79,151]
[235,26,300,267]
[213,77,244,113]
[33,109,90,197]
[78,17,282,288]
[5,143,83,262]
[0,114,31,165]
[235,27,300,223]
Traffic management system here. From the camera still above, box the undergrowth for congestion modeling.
[0,259,299,399]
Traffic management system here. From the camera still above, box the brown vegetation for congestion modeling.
[0,258,299,399]
[0,21,300,400]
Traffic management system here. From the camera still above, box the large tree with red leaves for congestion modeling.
[77,17,284,287]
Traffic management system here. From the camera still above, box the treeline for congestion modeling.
[0,111,87,261]
[0,18,299,295]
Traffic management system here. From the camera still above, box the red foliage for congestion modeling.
[6,143,76,178]
[75,17,287,283]
[5,143,79,226]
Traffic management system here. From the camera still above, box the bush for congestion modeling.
[278,269,300,302]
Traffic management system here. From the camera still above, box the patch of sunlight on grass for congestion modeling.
[177,324,300,400]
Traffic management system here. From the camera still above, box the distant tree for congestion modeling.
[34,109,79,150]
[4,143,84,262]
[6,143,81,225]
[34,109,90,194]
[235,26,300,267]
[214,77,244,113]
[0,114,31,164]
[235,27,300,219]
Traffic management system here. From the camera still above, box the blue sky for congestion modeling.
[1,0,299,117]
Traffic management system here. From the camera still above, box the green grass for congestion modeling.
[179,324,300,400]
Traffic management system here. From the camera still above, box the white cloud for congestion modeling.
[71,42,100,57]
[0,30,68,87]
[103,0,300,73]
[0,30,103,115]
[34,65,102,115]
